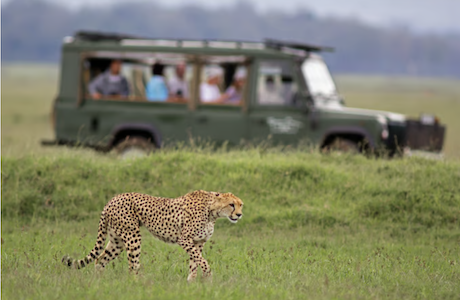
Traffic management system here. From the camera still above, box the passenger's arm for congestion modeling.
[212,93,230,104]
[200,84,229,103]
[88,75,104,99]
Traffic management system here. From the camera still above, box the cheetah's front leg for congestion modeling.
[192,241,212,280]
[178,238,211,282]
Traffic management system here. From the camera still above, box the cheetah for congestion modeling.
[62,190,243,281]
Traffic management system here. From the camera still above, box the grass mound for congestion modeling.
[3,148,459,230]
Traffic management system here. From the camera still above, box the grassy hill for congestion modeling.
[2,149,460,228]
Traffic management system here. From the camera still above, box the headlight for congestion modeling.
[377,115,388,140]
[381,129,389,140]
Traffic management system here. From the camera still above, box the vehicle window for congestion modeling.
[82,52,193,104]
[301,56,337,97]
[199,56,248,106]
[257,60,298,106]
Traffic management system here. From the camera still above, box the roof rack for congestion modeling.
[264,38,334,52]
[73,31,332,54]
[73,31,265,48]
[74,31,143,41]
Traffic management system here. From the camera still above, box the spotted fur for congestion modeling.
[62,190,243,281]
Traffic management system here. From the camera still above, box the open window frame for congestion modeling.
[193,55,253,112]
[78,51,199,109]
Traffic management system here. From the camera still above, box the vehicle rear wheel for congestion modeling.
[324,138,359,154]
[114,136,155,159]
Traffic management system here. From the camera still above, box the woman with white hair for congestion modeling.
[200,67,229,103]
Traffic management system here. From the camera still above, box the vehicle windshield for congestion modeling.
[301,56,340,103]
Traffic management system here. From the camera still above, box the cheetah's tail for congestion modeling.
[62,209,108,269]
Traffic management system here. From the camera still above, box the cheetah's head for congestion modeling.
[210,192,244,223]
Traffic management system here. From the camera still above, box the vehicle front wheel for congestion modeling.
[114,136,156,159]
[323,138,359,154]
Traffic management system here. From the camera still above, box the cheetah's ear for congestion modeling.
[209,191,221,197]
[209,192,224,210]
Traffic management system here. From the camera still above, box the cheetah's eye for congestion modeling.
[229,203,234,208]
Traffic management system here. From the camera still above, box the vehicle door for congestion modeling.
[191,60,249,145]
[249,59,313,145]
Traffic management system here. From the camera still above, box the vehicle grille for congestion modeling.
[386,122,407,153]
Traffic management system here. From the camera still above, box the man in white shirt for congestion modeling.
[200,68,229,103]
[168,63,189,98]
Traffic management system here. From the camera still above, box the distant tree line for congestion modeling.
[3,0,460,77]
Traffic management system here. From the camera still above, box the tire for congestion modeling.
[114,136,155,159]
[324,138,359,154]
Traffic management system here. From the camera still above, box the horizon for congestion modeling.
[3,0,458,34]
[3,0,459,78]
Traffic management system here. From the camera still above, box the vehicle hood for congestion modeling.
[316,101,406,123]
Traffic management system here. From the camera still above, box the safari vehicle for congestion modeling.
[43,31,445,156]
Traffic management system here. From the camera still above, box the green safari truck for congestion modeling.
[44,31,446,156]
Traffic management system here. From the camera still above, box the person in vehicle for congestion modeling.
[200,68,230,103]
[146,62,169,101]
[168,62,189,99]
[224,68,246,105]
[88,59,130,99]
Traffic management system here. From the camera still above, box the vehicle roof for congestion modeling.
[63,30,333,58]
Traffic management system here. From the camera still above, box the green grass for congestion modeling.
[2,65,460,299]
[2,219,459,299]
[2,149,460,299]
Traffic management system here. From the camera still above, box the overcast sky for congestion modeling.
[15,0,460,34]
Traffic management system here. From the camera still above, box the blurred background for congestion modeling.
[2,0,460,157]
